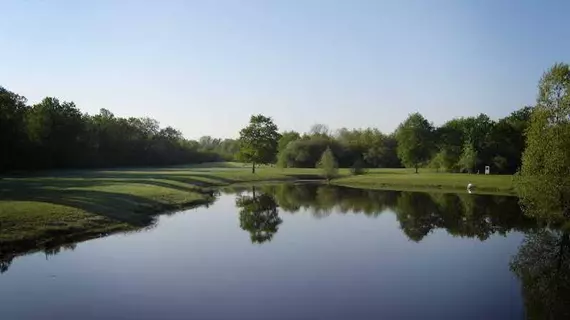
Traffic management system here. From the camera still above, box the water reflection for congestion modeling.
[1,183,568,320]
[227,185,570,319]
[510,230,570,319]
[0,195,217,275]
[235,186,281,244]
[0,258,11,274]
[226,184,537,243]
[0,184,544,266]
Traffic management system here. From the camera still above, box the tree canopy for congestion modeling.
[396,113,434,173]
[1,63,552,178]
[0,86,224,172]
[238,114,280,173]
[317,146,338,181]
[516,63,570,221]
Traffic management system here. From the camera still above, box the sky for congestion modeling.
[2,0,569,139]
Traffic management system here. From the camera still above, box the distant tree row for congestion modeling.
[237,107,531,174]
[277,126,401,169]
[396,107,532,174]
[0,87,224,172]
[1,59,554,175]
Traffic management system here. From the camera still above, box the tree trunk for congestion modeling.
[252,162,256,174]
[415,164,418,174]
[252,186,256,199]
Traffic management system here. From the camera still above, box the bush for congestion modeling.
[350,159,367,175]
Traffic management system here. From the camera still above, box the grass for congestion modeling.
[0,163,515,262]
[0,164,320,258]
[333,168,516,196]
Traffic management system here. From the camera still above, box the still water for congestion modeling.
[0,184,567,320]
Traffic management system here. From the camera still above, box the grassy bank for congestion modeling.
[333,168,515,196]
[0,164,515,262]
[0,164,320,253]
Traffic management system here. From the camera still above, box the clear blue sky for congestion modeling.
[2,0,569,139]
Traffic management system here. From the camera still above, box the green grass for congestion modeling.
[0,164,515,261]
[0,165,320,256]
[333,168,515,195]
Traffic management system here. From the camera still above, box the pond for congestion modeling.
[0,184,568,320]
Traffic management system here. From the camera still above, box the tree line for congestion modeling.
[2,62,565,177]
[0,87,233,172]
[237,108,531,174]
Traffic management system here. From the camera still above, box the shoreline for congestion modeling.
[0,166,517,267]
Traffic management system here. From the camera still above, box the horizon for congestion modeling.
[2,0,569,139]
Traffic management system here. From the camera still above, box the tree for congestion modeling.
[278,131,301,153]
[0,87,29,171]
[309,123,330,137]
[0,86,227,172]
[487,107,532,173]
[350,158,366,175]
[25,97,86,168]
[458,142,478,173]
[435,120,465,172]
[396,113,434,173]
[316,147,338,181]
[428,150,446,172]
[237,114,280,173]
[278,137,338,168]
[516,63,570,221]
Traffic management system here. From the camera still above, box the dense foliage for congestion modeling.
[0,87,223,172]
[395,113,434,173]
[1,62,544,175]
[316,147,338,181]
[516,63,570,222]
[196,136,240,161]
[277,129,400,169]
[237,114,281,173]
[275,107,531,174]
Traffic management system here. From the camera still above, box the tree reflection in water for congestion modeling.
[0,257,12,274]
[2,182,568,319]
[232,184,569,319]
[235,186,282,244]
[249,184,537,242]
[511,230,570,319]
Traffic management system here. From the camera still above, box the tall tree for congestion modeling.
[25,97,86,168]
[396,113,434,173]
[0,87,29,171]
[238,114,280,173]
[516,63,570,221]
[316,146,338,182]
[458,142,478,173]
